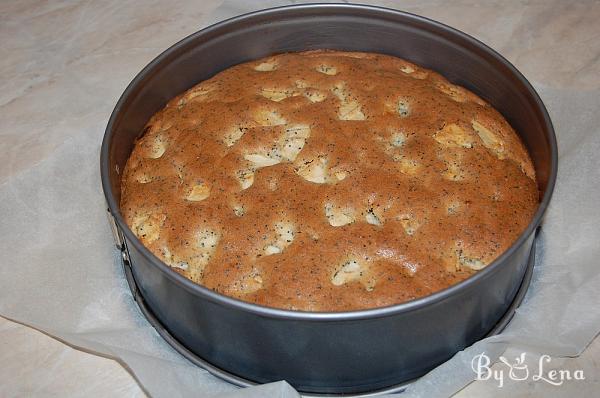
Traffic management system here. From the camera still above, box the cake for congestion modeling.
[120,50,538,311]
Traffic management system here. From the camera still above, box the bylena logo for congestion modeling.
[471,352,585,388]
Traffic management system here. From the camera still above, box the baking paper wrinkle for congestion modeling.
[1,0,600,397]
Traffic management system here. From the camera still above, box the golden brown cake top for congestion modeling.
[121,50,538,311]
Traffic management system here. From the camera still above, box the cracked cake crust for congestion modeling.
[120,50,538,311]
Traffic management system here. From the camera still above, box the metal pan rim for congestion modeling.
[101,3,557,322]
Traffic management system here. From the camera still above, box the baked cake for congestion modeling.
[120,50,538,311]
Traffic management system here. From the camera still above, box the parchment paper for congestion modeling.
[1,0,599,397]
